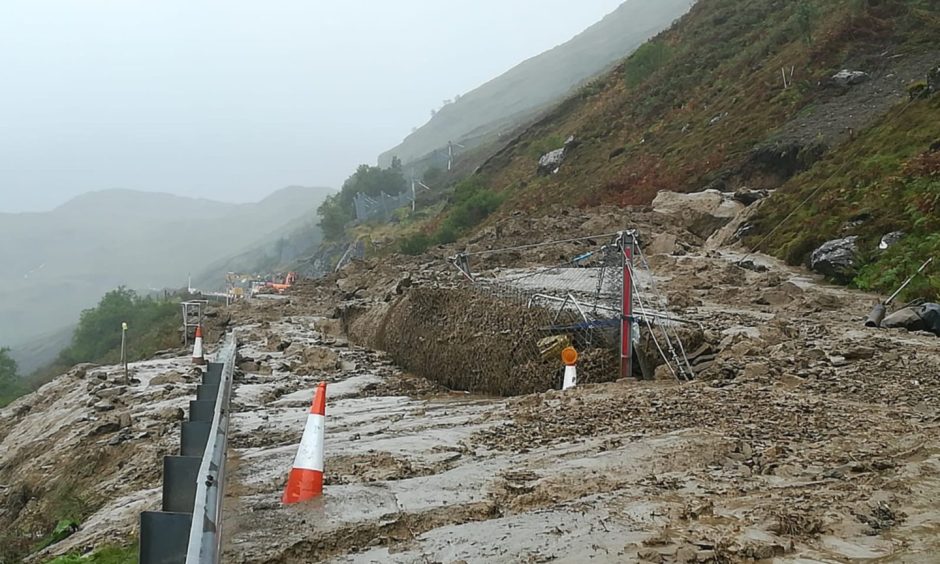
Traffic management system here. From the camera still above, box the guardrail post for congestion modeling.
[162,456,201,512]
[140,333,236,564]
[181,421,211,457]
[140,512,192,563]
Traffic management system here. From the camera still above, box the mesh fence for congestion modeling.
[436,232,697,394]
[371,231,700,396]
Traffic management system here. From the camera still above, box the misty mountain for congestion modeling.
[378,0,693,168]
[192,213,326,290]
[0,186,333,369]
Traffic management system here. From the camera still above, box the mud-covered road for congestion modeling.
[4,200,937,563]
[220,242,940,563]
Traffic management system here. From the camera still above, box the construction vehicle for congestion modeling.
[261,272,299,294]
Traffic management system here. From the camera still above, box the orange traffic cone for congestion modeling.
[192,325,206,365]
[282,382,327,504]
[562,347,578,390]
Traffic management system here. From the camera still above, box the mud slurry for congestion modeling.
[224,244,940,563]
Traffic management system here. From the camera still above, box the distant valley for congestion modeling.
[0,186,333,372]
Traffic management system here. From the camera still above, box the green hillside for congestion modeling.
[378,0,694,169]
[393,0,938,299]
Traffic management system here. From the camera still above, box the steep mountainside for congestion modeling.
[192,215,326,290]
[378,0,694,168]
[450,0,938,298]
[0,186,333,364]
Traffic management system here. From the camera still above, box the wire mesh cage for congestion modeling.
[428,231,696,395]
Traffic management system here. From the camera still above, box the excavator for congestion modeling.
[261,272,298,294]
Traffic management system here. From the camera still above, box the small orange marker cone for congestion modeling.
[561,347,578,390]
[192,325,206,366]
[282,382,327,504]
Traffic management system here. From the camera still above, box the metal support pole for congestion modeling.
[620,232,636,379]
[121,322,129,385]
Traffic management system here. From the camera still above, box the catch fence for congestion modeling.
[447,231,696,391]
[353,191,414,222]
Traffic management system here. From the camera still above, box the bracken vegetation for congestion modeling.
[0,288,181,408]
[380,0,938,299]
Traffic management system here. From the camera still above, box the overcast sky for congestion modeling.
[0,0,625,213]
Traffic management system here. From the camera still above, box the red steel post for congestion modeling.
[620,233,634,379]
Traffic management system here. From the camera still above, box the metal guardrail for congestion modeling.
[139,332,237,564]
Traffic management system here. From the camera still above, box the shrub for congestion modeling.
[399,232,432,256]
[434,178,504,242]
[47,543,139,564]
[58,288,179,367]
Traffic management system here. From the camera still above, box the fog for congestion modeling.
[0,0,626,213]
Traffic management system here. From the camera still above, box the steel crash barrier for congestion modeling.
[140,332,236,564]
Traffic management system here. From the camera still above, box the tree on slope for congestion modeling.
[0,347,23,407]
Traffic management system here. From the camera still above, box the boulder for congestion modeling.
[537,136,576,176]
[921,304,940,336]
[67,363,99,379]
[313,317,344,337]
[737,259,769,273]
[732,190,770,206]
[282,342,306,357]
[157,407,186,422]
[879,231,905,250]
[149,372,183,386]
[302,346,340,371]
[537,148,566,175]
[118,412,133,429]
[652,190,745,239]
[810,236,859,280]
[755,282,803,306]
[832,69,870,87]
[93,400,116,412]
[883,304,940,336]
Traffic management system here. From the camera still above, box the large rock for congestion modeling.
[879,231,905,250]
[67,363,99,379]
[883,304,940,336]
[301,346,340,371]
[536,135,577,176]
[149,372,184,386]
[537,148,566,175]
[810,236,859,280]
[652,190,745,239]
[832,69,870,87]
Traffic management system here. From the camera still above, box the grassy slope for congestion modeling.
[754,92,940,298]
[378,0,694,167]
[419,0,938,298]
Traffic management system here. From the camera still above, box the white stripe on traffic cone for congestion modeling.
[562,346,578,390]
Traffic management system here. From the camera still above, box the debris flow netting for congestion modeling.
[363,237,622,395]
[375,233,697,396]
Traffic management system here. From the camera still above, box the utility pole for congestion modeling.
[411,168,417,213]
[121,322,129,385]
[447,141,465,171]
